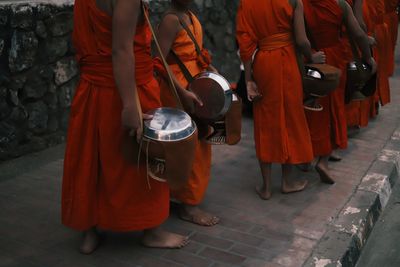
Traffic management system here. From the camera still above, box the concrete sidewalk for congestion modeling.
[1,61,400,267]
[356,179,400,267]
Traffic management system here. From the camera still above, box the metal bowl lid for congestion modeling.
[348,61,368,71]
[190,72,233,120]
[143,108,196,142]
[306,69,322,79]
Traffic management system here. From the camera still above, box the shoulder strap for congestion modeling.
[176,12,203,56]
[142,2,183,109]
[164,11,203,56]
[162,11,204,83]
[170,50,195,83]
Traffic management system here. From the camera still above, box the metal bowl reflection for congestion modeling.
[143,108,196,142]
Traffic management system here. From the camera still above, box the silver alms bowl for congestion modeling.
[189,71,232,121]
[143,108,196,142]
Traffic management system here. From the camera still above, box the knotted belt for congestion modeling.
[78,54,153,87]
[258,32,294,51]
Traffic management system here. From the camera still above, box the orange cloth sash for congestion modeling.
[258,32,293,51]
[79,55,115,87]
[78,53,153,87]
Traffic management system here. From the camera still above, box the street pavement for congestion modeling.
[0,48,400,267]
[356,178,400,267]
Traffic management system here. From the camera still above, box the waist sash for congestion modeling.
[258,32,294,51]
[79,54,153,87]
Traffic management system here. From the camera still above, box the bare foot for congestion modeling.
[79,228,100,255]
[315,164,335,184]
[256,185,272,200]
[329,151,342,162]
[179,205,220,226]
[347,125,361,138]
[281,179,308,194]
[296,163,312,172]
[142,228,189,249]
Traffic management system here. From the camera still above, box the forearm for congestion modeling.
[354,0,367,33]
[112,49,138,108]
[243,60,253,82]
[355,34,372,61]
[297,41,312,62]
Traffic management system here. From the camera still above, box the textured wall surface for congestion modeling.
[0,0,240,161]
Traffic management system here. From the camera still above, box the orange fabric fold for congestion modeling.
[258,32,293,51]
[366,0,391,107]
[344,0,373,128]
[384,0,398,75]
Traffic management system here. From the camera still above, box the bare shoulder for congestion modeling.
[159,12,182,33]
[162,13,181,26]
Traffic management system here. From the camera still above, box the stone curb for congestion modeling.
[303,127,400,267]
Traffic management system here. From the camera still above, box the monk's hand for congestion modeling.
[368,36,377,47]
[122,106,144,141]
[311,51,326,64]
[181,90,203,114]
[366,57,377,75]
[246,80,261,102]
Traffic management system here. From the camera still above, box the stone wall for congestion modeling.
[0,0,240,161]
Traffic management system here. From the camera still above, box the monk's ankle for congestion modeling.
[79,227,99,255]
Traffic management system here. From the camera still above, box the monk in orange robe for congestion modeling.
[62,0,198,254]
[303,0,376,183]
[366,0,391,110]
[156,0,219,226]
[345,0,376,129]
[359,0,378,126]
[385,0,399,75]
[236,0,325,199]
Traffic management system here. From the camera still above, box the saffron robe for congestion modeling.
[159,12,212,205]
[384,0,398,75]
[236,0,313,164]
[303,0,349,156]
[344,0,372,127]
[62,0,169,231]
[366,0,391,106]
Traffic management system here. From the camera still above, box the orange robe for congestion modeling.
[303,0,349,156]
[159,13,212,205]
[367,0,391,106]
[359,1,375,125]
[343,0,363,127]
[384,0,398,75]
[236,0,313,164]
[344,0,372,128]
[62,0,169,231]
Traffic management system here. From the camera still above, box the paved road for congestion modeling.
[356,180,400,267]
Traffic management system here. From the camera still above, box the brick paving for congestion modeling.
[1,57,400,267]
